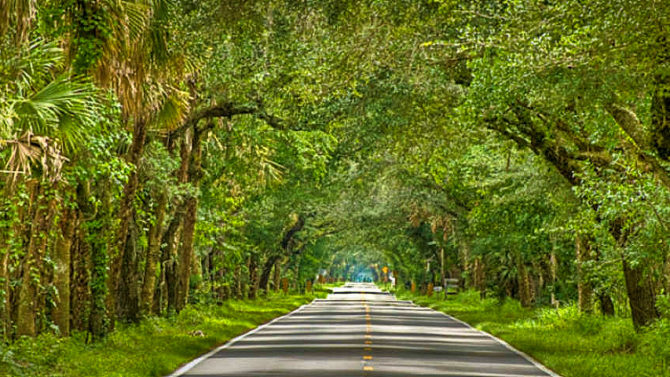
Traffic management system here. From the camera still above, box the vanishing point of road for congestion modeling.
[170,283,559,377]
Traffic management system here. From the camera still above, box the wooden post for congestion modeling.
[440,248,446,299]
[410,281,416,293]
[427,282,434,297]
[281,278,289,294]
[306,280,312,293]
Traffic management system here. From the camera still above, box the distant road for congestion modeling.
[170,282,559,377]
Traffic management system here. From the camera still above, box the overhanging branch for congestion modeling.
[166,100,298,140]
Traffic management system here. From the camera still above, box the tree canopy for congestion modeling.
[1,0,669,344]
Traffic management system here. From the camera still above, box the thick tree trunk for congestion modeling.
[17,183,54,336]
[611,219,659,329]
[258,256,280,294]
[81,182,111,340]
[576,235,594,313]
[176,127,205,312]
[70,223,91,331]
[622,258,658,329]
[88,228,108,340]
[141,190,168,315]
[117,218,141,322]
[161,215,182,314]
[53,208,75,336]
[109,118,148,321]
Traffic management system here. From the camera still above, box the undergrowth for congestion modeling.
[0,288,334,377]
[397,289,670,377]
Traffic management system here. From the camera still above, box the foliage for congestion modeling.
[0,291,326,377]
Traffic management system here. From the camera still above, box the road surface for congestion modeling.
[171,282,558,377]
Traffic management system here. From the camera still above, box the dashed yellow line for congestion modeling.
[362,293,373,374]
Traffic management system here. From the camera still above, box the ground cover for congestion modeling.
[0,285,337,377]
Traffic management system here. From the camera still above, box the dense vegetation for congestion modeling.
[1,0,670,373]
[1,290,328,376]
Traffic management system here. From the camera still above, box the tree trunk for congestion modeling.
[116,218,141,322]
[273,262,281,292]
[53,207,75,336]
[141,190,168,315]
[70,222,91,332]
[82,181,111,340]
[0,244,8,340]
[234,264,243,298]
[109,117,148,320]
[248,256,259,299]
[611,218,659,329]
[176,127,205,312]
[651,70,670,160]
[473,256,485,298]
[622,257,658,329]
[161,216,181,314]
[17,183,54,337]
[598,292,615,316]
[517,258,532,308]
[576,235,594,313]
[0,194,11,340]
[258,255,280,294]
[88,225,108,340]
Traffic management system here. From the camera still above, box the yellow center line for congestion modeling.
[362,292,373,374]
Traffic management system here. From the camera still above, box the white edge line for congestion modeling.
[167,302,310,377]
[406,300,563,377]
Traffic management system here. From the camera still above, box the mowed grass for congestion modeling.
[0,287,336,377]
[397,290,670,377]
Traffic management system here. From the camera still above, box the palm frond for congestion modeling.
[2,39,63,88]
[149,91,189,131]
[1,132,69,183]
[12,76,99,153]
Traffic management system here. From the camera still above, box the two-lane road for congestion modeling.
[171,283,559,377]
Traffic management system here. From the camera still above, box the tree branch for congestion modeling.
[167,100,297,140]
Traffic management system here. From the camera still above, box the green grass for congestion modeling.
[0,288,333,377]
[397,290,670,377]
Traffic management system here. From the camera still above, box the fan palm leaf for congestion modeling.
[1,39,100,181]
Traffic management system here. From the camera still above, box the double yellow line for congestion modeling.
[362,293,373,372]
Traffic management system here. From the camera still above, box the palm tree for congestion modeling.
[0,38,101,337]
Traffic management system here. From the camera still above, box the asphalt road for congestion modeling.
[171,283,558,377]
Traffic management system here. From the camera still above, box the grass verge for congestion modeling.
[0,287,336,377]
[396,289,670,377]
